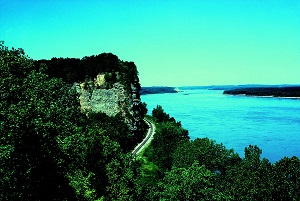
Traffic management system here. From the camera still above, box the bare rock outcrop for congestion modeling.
[73,73,146,135]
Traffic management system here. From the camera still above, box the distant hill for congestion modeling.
[224,86,300,98]
[178,84,300,91]
[140,86,177,95]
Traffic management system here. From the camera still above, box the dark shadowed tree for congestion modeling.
[151,121,189,171]
[0,43,80,200]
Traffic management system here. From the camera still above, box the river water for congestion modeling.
[141,89,300,163]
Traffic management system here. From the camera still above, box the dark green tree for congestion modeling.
[272,156,300,200]
[158,162,230,200]
[151,121,189,171]
[172,138,240,174]
[221,145,273,200]
[0,43,81,200]
[152,105,170,123]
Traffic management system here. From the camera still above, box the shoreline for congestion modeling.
[140,86,177,95]
[225,93,300,100]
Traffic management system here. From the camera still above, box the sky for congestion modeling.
[1,0,300,86]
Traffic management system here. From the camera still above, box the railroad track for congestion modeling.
[132,119,155,156]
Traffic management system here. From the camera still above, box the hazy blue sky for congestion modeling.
[1,0,300,86]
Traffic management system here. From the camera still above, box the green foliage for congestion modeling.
[34,53,140,92]
[134,102,148,119]
[151,121,189,171]
[220,145,274,200]
[272,156,300,200]
[152,105,171,123]
[152,105,182,127]
[172,138,240,173]
[0,43,79,200]
[67,170,98,200]
[105,154,136,201]
[159,162,229,201]
[87,112,134,152]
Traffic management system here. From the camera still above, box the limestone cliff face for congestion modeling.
[74,73,146,135]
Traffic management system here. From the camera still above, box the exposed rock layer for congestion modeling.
[74,74,145,135]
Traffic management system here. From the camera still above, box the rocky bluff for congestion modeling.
[74,72,146,135]
[35,53,147,136]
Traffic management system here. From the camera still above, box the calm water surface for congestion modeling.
[141,89,300,163]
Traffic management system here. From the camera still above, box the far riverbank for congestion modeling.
[140,86,177,95]
[223,87,300,98]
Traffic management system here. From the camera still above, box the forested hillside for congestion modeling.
[224,87,300,97]
[1,42,300,200]
[140,86,177,95]
[0,43,146,200]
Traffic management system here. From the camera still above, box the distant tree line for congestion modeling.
[224,87,300,97]
[140,87,177,95]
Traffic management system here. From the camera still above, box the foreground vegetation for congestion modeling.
[0,43,144,200]
[1,43,300,200]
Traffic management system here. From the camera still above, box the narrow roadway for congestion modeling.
[132,119,155,156]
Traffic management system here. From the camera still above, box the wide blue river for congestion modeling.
[141,89,300,163]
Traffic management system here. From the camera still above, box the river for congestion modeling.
[141,89,300,163]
